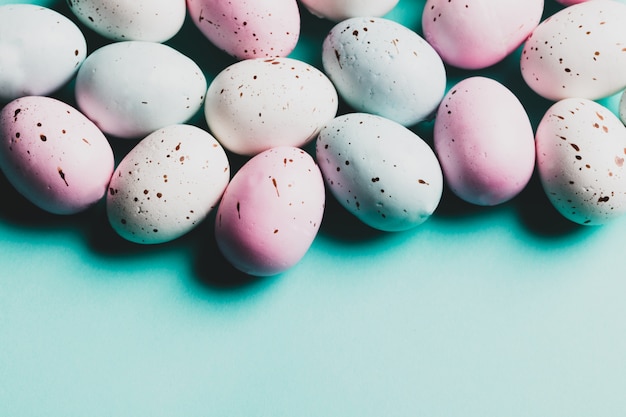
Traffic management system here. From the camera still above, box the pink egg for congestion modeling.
[422,0,544,69]
[0,96,114,214]
[215,146,325,276]
[186,0,300,60]
[433,77,536,206]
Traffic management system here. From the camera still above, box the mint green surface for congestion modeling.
[2,1,626,416]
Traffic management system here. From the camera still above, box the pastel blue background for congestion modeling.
[1,1,626,416]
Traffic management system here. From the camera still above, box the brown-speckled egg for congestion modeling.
[0,96,114,214]
[215,146,325,276]
[106,124,230,244]
[536,98,626,225]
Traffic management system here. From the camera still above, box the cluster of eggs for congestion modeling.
[1,0,626,276]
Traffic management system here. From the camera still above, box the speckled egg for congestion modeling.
[422,0,544,69]
[66,0,186,42]
[204,57,338,156]
[536,98,626,225]
[521,0,626,101]
[316,113,443,232]
[299,0,399,22]
[0,4,86,103]
[433,76,536,206]
[186,0,300,60]
[215,146,325,276]
[0,96,114,214]
[106,124,229,244]
[75,41,207,139]
[322,17,446,127]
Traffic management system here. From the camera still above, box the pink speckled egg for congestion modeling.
[186,0,300,60]
[433,77,536,206]
[215,146,325,276]
[0,96,114,215]
[422,0,544,69]
[521,0,626,101]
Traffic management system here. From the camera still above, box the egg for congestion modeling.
[322,17,446,127]
[433,76,536,206]
[186,0,300,60]
[106,124,229,244]
[215,146,325,276]
[422,0,544,70]
[316,113,443,232]
[75,41,207,139]
[521,0,626,101]
[536,98,626,225]
[0,96,114,215]
[204,57,338,156]
[299,0,400,22]
[0,4,86,103]
[66,0,186,43]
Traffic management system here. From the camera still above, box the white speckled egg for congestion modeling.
[521,0,626,101]
[107,124,230,244]
[536,98,626,225]
[0,4,86,102]
[299,0,399,22]
[422,0,544,69]
[75,41,207,139]
[322,17,446,127]
[433,76,536,206]
[0,96,114,214]
[186,0,300,60]
[316,113,443,232]
[204,57,338,156]
[66,0,186,42]
[215,146,325,276]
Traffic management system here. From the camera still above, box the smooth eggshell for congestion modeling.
[0,96,114,214]
[186,0,300,60]
[536,98,626,225]
[215,146,325,276]
[75,41,207,139]
[433,76,536,206]
[299,0,399,22]
[521,0,626,101]
[107,124,230,244]
[316,113,443,231]
[66,0,186,42]
[322,17,446,127]
[204,57,338,156]
[422,0,544,69]
[0,5,86,103]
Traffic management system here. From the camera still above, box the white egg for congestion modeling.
[107,124,230,244]
[75,41,207,139]
[316,113,443,231]
[204,57,338,156]
[521,0,626,101]
[322,17,446,127]
[66,0,186,42]
[300,0,399,22]
[536,98,626,225]
[0,4,86,103]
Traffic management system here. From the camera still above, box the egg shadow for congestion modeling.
[514,171,585,238]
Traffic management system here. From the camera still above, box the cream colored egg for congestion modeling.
[107,124,230,244]
[66,0,186,42]
[536,98,626,225]
[300,0,399,22]
[204,57,338,156]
